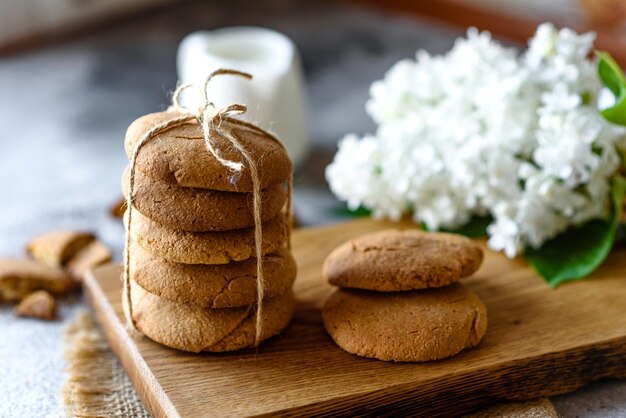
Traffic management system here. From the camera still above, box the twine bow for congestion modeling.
[123,69,292,347]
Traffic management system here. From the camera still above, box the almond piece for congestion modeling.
[67,241,112,282]
[26,230,95,268]
[0,258,74,302]
[110,197,127,219]
[15,290,56,320]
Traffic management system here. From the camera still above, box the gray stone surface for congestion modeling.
[0,1,624,417]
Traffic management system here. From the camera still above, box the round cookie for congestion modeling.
[127,210,289,265]
[125,111,292,192]
[322,284,487,362]
[130,280,295,352]
[130,244,297,308]
[122,166,287,232]
[323,229,483,291]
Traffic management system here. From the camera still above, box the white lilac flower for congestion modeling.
[534,108,604,186]
[326,23,626,257]
[487,213,521,258]
[326,134,407,220]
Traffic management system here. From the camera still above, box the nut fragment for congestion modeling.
[26,231,95,268]
[15,290,56,320]
[67,241,112,282]
[0,258,74,302]
[110,197,126,219]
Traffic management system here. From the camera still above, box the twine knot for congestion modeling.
[169,69,253,172]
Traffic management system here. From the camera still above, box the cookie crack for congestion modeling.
[465,307,481,348]
[206,304,255,349]
[210,273,255,308]
[356,243,426,252]
[443,298,466,304]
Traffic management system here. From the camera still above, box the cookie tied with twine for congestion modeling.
[123,69,293,347]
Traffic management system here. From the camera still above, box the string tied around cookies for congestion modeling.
[123,68,292,346]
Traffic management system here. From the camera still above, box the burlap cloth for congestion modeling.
[467,398,559,417]
[62,312,149,418]
[61,312,559,418]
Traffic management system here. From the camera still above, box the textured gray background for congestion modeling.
[0,1,625,416]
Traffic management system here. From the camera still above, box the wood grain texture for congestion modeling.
[84,218,626,417]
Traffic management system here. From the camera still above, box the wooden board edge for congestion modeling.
[83,265,181,418]
[82,261,626,417]
[265,336,626,417]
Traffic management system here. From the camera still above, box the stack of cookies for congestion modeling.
[322,229,487,362]
[122,111,296,353]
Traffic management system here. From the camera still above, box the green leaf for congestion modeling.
[615,223,626,245]
[437,215,492,238]
[596,51,626,125]
[597,51,624,96]
[525,175,626,287]
[332,205,371,218]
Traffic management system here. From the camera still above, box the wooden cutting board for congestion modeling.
[84,218,626,417]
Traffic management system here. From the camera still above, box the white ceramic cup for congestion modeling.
[177,26,309,168]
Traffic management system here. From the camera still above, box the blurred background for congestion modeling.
[2,0,626,260]
[0,0,626,255]
[2,0,626,416]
